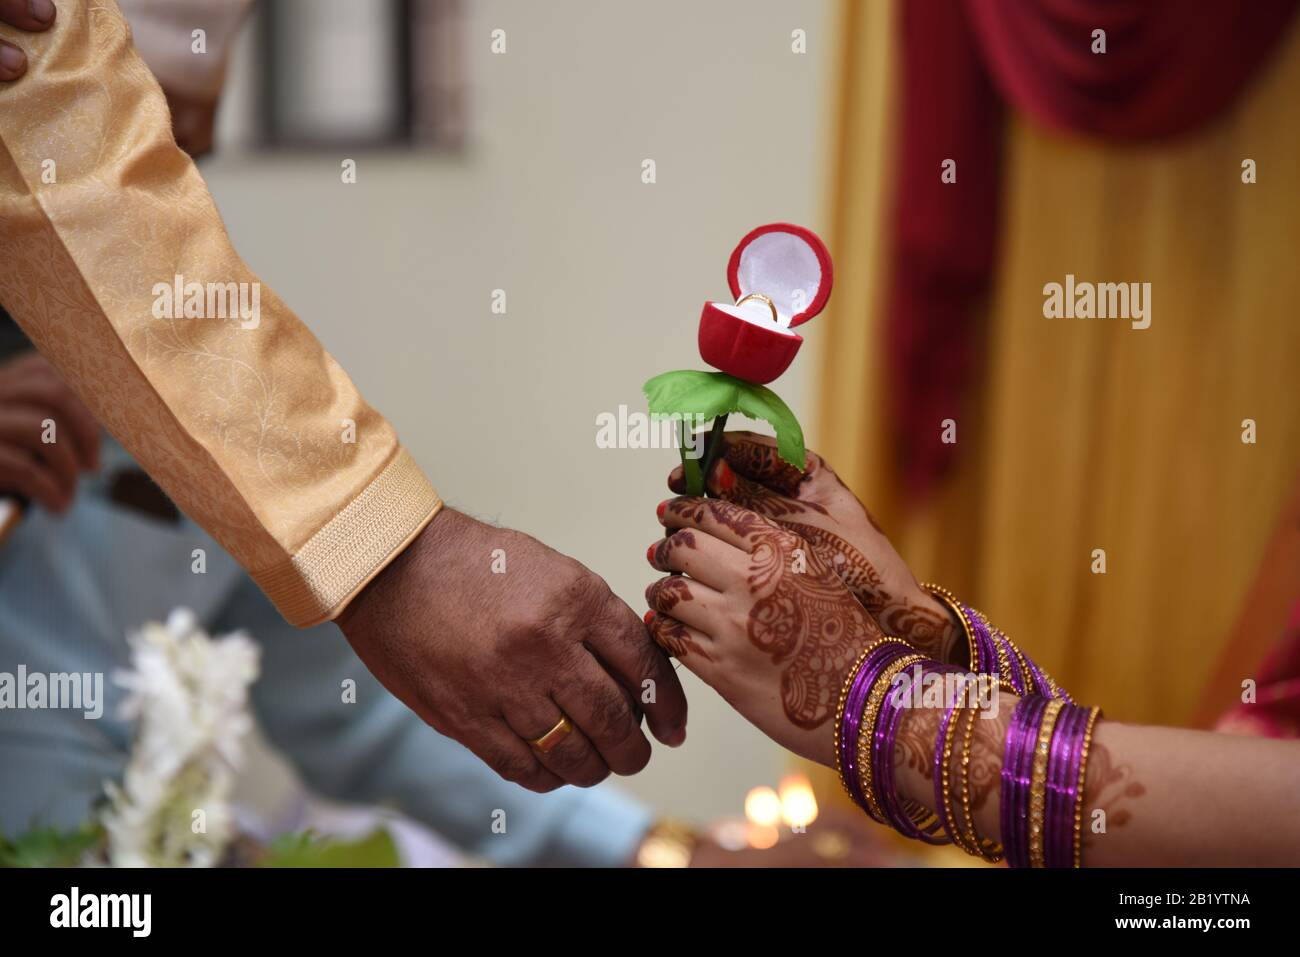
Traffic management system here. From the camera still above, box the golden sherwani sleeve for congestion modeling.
[0,2,442,626]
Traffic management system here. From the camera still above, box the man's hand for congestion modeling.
[0,0,56,81]
[339,508,688,792]
[0,352,100,513]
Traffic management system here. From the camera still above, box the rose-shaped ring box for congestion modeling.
[697,223,833,385]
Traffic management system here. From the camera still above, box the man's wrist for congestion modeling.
[338,505,463,632]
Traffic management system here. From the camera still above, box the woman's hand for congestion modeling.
[644,495,885,767]
[669,431,962,663]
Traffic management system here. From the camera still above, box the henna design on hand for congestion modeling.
[645,576,715,662]
[774,521,958,661]
[646,575,692,613]
[692,456,959,660]
[892,694,941,780]
[724,440,815,497]
[724,473,830,520]
[670,497,773,539]
[889,697,1009,831]
[1081,739,1145,849]
[875,597,960,662]
[741,526,882,730]
[654,616,713,662]
[780,521,885,607]
[965,707,1011,812]
[652,529,696,568]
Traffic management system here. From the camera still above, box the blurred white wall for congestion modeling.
[207,0,835,827]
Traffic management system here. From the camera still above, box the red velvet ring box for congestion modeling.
[697,222,833,385]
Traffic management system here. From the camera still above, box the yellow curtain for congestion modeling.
[817,0,1300,731]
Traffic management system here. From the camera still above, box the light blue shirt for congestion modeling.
[0,437,651,866]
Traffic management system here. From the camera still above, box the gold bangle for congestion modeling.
[1072,706,1104,868]
[925,584,1049,698]
[856,653,925,824]
[925,584,1014,691]
[970,607,1015,692]
[1028,699,1065,868]
[999,625,1070,700]
[922,583,976,669]
[834,642,877,800]
[957,704,1004,863]
[833,637,912,802]
[938,703,977,856]
[979,612,1038,697]
[1005,631,1038,697]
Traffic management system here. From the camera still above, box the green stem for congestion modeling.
[700,414,729,497]
[680,422,704,496]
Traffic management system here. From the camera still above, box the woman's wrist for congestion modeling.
[829,585,1102,865]
[892,693,1010,846]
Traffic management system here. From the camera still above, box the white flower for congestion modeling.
[102,609,260,867]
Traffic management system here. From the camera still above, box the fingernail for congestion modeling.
[645,543,658,567]
[643,610,654,625]
[656,499,670,520]
[30,0,54,23]
[712,459,735,492]
[0,43,25,74]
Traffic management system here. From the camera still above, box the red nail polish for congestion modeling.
[656,499,670,520]
[714,460,735,492]
[643,610,654,625]
[646,543,658,566]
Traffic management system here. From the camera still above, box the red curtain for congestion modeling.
[887,0,1300,499]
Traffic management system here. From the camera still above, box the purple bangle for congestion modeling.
[968,603,1074,702]
[1043,703,1085,867]
[932,673,975,844]
[838,650,880,813]
[1016,697,1051,869]
[1019,650,1053,699]
[1006,639,1071,703]
[875,661,956,844]
[993,631,1028,696]
[963,603,1000,680]
[839,642,910,819]
[1000,695,1047,868]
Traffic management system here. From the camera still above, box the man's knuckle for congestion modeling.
[492,751,535,784]
[561,568,605,609]
[593,687,636,740]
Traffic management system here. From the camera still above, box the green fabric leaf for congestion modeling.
[643,370,805,468]
[643,370,739,423]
